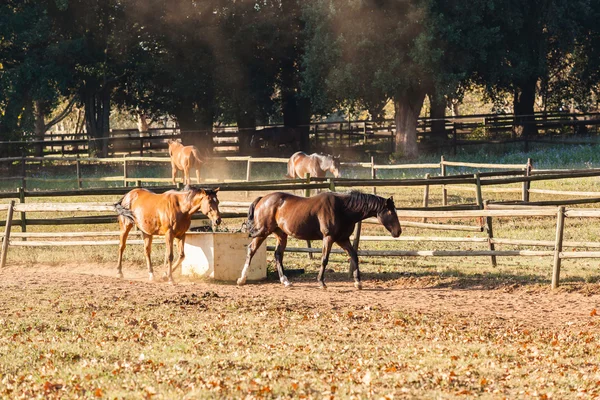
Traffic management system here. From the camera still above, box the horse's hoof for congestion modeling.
[148,273,155,282]
[319,283,327,290]
[354,281,363,290]
[237,278,247,286]
[168,280,175,286]
[117,272,124,279]
[281,276,292,288]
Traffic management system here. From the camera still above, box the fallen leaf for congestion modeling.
[591,309,597,317]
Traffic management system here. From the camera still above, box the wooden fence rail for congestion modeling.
[1,198,599,288]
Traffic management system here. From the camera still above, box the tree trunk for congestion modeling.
[393,89,426,158]
[236,111,256,155]
[428,93,446,145]
[175,106,214,156]
[513,78,538,138]
[281,56,312,153]
[33,101,46,157]
[137,113,149,134]
[82,87,111,157]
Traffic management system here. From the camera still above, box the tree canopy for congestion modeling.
[1,0,599,157]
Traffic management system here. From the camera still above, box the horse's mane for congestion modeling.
[342,190,386,215]
[184,186,216,203]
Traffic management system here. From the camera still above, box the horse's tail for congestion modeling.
[114,196,135,223]
[246,196,263,237]
[191,147,204,167]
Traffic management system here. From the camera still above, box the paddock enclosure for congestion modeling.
[1,156,600,397]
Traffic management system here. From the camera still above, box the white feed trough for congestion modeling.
[181,231,267,282]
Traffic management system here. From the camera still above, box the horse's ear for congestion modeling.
[214,187,220,193]
[387,196,395,207]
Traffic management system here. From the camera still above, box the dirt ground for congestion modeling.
[3,262,599,331]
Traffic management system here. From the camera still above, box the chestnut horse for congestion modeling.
[114,186,222,283]
[286,151,341,179]
[167,140,204,185]
[237,191,401,289]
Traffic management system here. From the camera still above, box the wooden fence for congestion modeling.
[3,111,600,158]
[1,198,599,289]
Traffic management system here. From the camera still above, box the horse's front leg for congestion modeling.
[169,236,186,278]
[142,232,154,281]
[237,236,266,286]
[163,230,175,284]
[317,236,334,289]
[337,239,361,290]
[273,232,291,287]
[116,217,133,279]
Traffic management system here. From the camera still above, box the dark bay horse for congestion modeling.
[114,186,222,283]
[286,151,341,179]
[168,140,204,185]
[237,191,401,289]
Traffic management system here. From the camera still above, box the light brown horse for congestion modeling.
[237,191,401,289]
[114,186,222,283]
[286,151,342,179]
[167,140,204,185]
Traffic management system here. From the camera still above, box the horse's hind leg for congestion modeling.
[183,167,190,186]
[171,164,178,185]
[116,217,133,279]
[317,236,334,289]
[273,231,291,287]
[142,232,154,281]
[237,236,266,286]
[337,238,361,290]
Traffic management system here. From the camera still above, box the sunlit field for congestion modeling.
[1,144,600,398]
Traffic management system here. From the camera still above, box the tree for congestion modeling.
[302,0,498,157]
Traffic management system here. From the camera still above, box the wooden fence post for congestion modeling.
[76,159,82,189]
[18,187,26,238]
[136,180,142,187]
[328,178,336,192]
[20,157,26,190]
[440,155,447,206]
[305,173,313,260]
[371,156,377,195]
[245,158,253,198]
[1,201,15,268]
[483,200,497,267]
[422,173,430,223]
[522,158,532,202]
[552,206,566,289]
[123,159,128,187]
[475,173,483,210]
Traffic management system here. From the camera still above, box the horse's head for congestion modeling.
[377,196,401,238]
[330,155,342,178]
[189,187,222,225]
[167,139,182,156]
